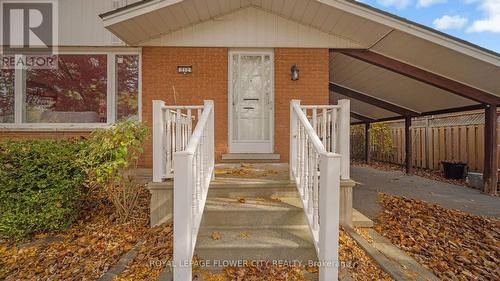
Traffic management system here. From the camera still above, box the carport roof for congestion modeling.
[101,0,500,123]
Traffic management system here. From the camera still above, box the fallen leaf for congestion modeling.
[211,232,221,241]
[0,187,153,281]
[270,196,282,202]
[375,193,500,281]
[305,265,318,273]
[239,232,250,239]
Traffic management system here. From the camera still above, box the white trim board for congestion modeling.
[101,0,183,27]
[0,124,111,131]
[101,0,499,66]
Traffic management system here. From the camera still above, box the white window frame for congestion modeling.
[0,48,142,131]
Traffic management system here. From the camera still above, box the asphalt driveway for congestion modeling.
[352,166,500,219]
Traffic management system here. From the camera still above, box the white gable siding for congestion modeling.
[58,0,142,46]
[141,7,362,48]
[59,1,362,48]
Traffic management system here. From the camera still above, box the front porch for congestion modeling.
[144,162,363,280]
[149,98,352,280]
[142,163,370,228]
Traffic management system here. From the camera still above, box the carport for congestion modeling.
[326,3,500,195]
[100,0,500,195]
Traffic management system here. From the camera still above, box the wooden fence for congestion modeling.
[373,124,486,172]
[352,112,499,173]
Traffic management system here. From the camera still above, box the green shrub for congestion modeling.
[0,139,86,239]
[350,124,365,160]
[350,123,395,161]
[0,121,148,238]
[80,121,148,222]
[370,123,395,157]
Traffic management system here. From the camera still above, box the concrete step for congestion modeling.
[194,166,319,275]
[352,208,374,228]
[208,180,297,197]
[221,153,281,162]
[201,197,307,227]
[194,267,319,281]
[194,226,318,266]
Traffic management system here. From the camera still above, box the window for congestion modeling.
[116,55,139,121]
[26,55,108,123]
[0,69,15,123]
[0,51,141,127]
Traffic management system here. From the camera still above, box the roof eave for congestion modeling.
[100,0,182,27]
[320,0,500,66]
[99,0,500,66]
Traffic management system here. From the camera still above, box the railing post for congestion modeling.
[319,153,341,281]
[338,99,350,180]
[173,151,194,281]
[176,109,182,151]
[204,100,215,179]
[290,100,300,180]
[152,100,165,183]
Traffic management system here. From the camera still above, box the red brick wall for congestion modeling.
[141,47,329,166]
[0,131,90,140]
[141,47,229,167]
[274,48,330,162]
[0,48,329,167]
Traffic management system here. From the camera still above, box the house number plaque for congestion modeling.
[177,65,193,74]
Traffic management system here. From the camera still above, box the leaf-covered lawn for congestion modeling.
[115,224,173,281]
[339,229,392,281]
[1,185,392,281]
[0,188,153,281]
[375,193,500,281]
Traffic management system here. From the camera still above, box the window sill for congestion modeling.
[0,123,112,132]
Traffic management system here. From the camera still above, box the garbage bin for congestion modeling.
[467,172,483,189]
[441,161,467,179]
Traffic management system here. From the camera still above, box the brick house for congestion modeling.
[2,1,500,279]
[1,0,499,174]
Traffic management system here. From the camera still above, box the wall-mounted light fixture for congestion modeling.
[291,64,299,81]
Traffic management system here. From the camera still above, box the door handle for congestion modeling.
[243,98,259,101]
[243,107,254,110]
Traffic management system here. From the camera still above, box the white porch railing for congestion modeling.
[152,101,206,182]
[293,100,350,180]
[289,99,350,281]
[152,100,215,280]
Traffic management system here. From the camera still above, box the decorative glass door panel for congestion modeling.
[229,51,273,153]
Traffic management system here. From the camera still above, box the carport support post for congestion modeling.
[483,104,498,195]
[405,116,413,174]
[365,122,370,163]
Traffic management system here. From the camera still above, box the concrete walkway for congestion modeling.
[352,166,500,219]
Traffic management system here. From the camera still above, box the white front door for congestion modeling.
[229,50,274,153]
